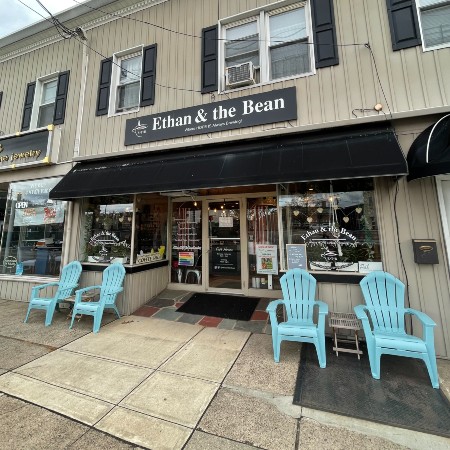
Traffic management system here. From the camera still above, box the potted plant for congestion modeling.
[84,242,102,262]
[110,244,129,264]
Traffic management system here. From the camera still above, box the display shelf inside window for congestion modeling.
[134,194,168,264]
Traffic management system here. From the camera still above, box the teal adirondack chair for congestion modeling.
[356,271,439,388]
[266,268,328,367]
[24,261,82,326]
[69,262,125,333]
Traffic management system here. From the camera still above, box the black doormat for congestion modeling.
[176,293,260,321]
[293,339,450,438]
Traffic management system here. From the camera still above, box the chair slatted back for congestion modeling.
[55,261,82,298]
[280,268,316,323]
[100,263,126,306]
[359,271,406,333]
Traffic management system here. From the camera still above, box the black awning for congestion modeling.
[407,114,450,181]
[50,123,407,200]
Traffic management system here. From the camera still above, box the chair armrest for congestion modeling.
[354,304,369,321]
[75,286,102,295]
[104,287,123,295]
[31,282,59,298]
[266,300,284,313]
[266,300,284,327]
[33,282,59,291]
[405,308,436,327]
[314,300,328,315]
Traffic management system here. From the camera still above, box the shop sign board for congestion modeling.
[256,244,278,275]
[286,244,307,270]
[125,87,297,145]
[0,129,50,169]
[212,244,238,274]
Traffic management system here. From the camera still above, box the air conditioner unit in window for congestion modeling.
[226,62,255,88]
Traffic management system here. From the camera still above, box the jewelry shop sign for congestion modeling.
[125,87,297,145]
[0,129,50,169]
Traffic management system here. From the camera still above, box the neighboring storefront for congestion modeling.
[0,128,69,280]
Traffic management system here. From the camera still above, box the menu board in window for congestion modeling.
[286,244,307,270]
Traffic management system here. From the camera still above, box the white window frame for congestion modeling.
[30,73,59,130]
[109,46,143,117]
[219,0,315,92]
[416,0,450,51]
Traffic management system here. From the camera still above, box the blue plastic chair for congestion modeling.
[356,271,439,388]
[69,262,125,333]
[24,261,82,326]
[266,268,328,367]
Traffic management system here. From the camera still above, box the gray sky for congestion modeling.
[0,0,86,39]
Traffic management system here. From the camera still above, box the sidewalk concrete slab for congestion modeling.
[224,333,300,396]
[64,316,202,368]
[161,328,250,382]
[0,300,114,347]
[14,350,151,403]
[0,372,113,425]
[120,371,219,428]
[0,395,142,450]
[298,416,408,450]
[0,335,54,371]
[302,406,450,450]
[184,431,257,450]
[199,387,298,450]
[96,406,192,450]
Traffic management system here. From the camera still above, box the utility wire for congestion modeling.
[18,0,201,93]
[68,0,367,47]
[365,43,393,120]
[18,1,388,100]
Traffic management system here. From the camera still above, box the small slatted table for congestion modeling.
[328,312,363,359]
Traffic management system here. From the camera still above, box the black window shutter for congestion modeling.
[311,0,339,69]
[386,0,421,51]
[21,82,36,131]
[0,91,3,110]
[96,58,112,116]
[201,25,218,93]
[141,44,157,107]
[53,70,70,125]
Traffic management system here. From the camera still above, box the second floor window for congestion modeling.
[222,2,313,90]
[37,79,57,128]
[417,0,450,49]
[110,49,142,114]
[116,54,142,112]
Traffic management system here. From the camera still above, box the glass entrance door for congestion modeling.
[208,200,242,290]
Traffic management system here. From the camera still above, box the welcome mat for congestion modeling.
[176,293,260,321]
[293,339,450,437]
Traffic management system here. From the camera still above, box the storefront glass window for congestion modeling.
[278,179,382,273]
[134,194,168,264]
[0,178,66,276]
[171,201,202,284]
[81,196,133,263]
[247,197,281,289]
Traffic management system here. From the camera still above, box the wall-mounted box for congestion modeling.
[412,239,439,264]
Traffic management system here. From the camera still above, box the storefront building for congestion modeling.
[1,0,450,358]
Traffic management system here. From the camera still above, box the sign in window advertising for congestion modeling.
[0,178,66,276]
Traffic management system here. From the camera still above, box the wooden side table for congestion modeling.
[328,311,363,359]
[63,293,97,321]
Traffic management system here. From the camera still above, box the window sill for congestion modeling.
[108,107,140,118]
[82,259,168,274]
